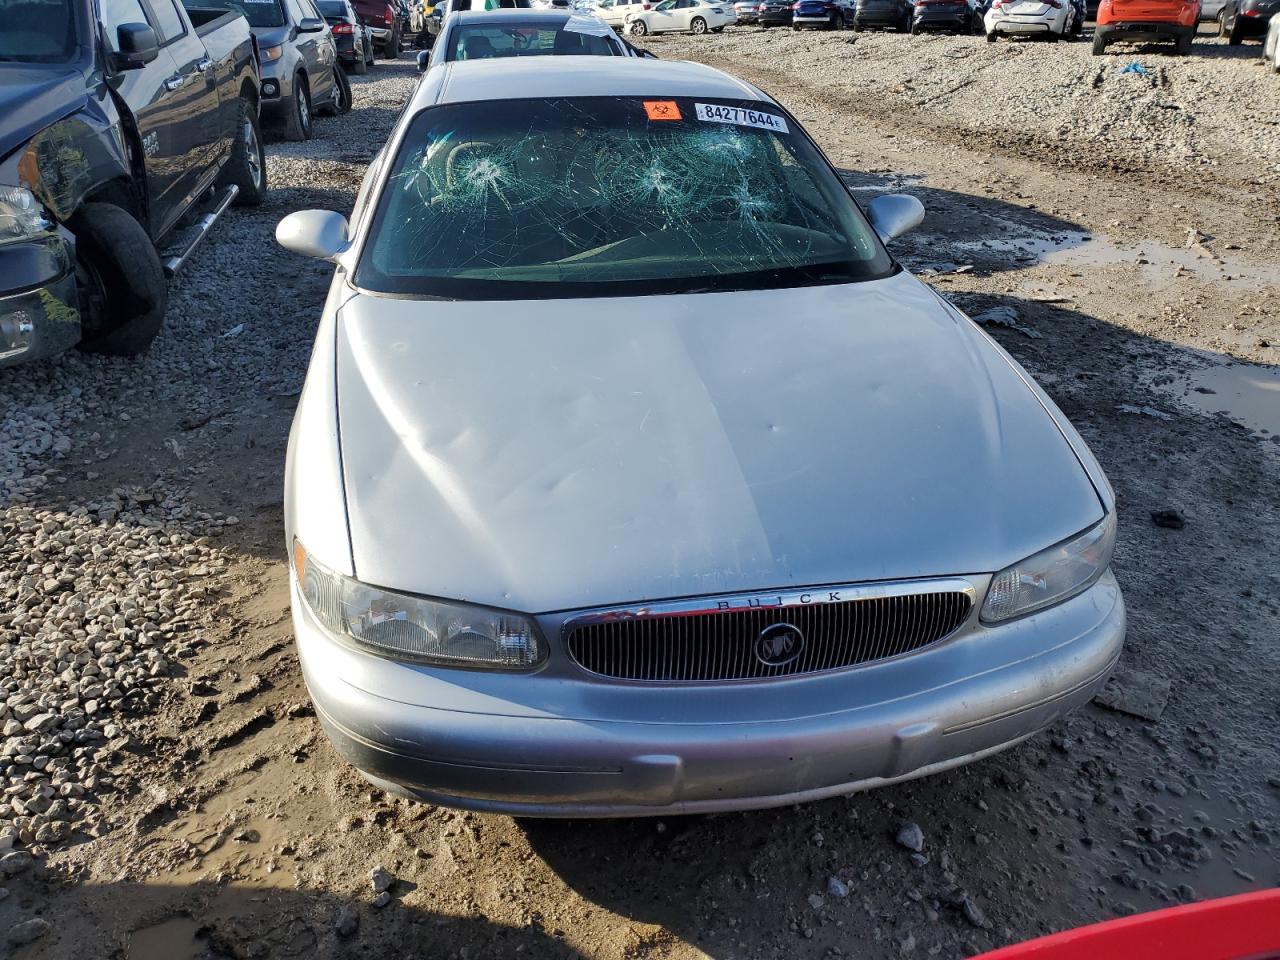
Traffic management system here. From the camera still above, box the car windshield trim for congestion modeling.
[354,95,894,301]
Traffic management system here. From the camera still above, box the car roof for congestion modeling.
[450,7,596,19]
[414,57,770,109]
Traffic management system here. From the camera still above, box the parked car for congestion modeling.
[911,0,983,30]
[1265,10,1280,65]
[758,0,794,22]
[352,0,405,54]
[626,0,734,32]
[1092,0,1199,52]
[852,0,914,29]
[318,0,378,72]
[1217,0,1279,41]
[1199,0,1226,19]
[425,8,628,64]
[985,0,1080,39]
[200,0,351,138]
[734,0,763,19]
[792,0,855,27]
[276,57,1125,818]
[0,0,264,368]
[592,0,653,27]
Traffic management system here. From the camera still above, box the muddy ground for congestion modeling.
[1,23,1278,960]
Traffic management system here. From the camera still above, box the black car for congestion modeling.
[792,0,854,26]
[0,0,264,368]
[758,0,793,24]
[318,0,376,72]
[911,0,980,31]
[1217,0,1279,40]
[853,0,912,28]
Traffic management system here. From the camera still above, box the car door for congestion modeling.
[101,0,189,237]
[647,0,679,28]
[287,0,334,107]
[138,0,224,228]
[304,0,339,95]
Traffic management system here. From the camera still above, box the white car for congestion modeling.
[626,0,735,33]
[1265,12,1280,70]
[593,0,654,27]
[984,0,1078,39]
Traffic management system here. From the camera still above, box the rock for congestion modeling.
[1151,509,1186,530]
[21,713,58,734]
[1094,669,1172,722]
[827,877,850,898]
[898,933,917,955]
[7,918,51,945]
[334,905,359,938]
[0,852,33,877]
[961,897,990,929]
[896,822,925,853]
[368,865,395,894]
[807,894,825,910]
[372,891,392,909]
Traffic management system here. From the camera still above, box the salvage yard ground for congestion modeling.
[0,23,1278,960]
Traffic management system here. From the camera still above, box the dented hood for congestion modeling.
[335,271,1103,612]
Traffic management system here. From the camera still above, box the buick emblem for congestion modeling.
[755,623,805,667]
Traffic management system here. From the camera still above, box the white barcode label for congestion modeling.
[693,103,789,134]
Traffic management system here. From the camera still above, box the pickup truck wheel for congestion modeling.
[72,203,167,357]
[282,78,313,141]
[219,99,267,207]
[381,25,401,58]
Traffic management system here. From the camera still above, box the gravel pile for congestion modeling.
[649,28,1280,182]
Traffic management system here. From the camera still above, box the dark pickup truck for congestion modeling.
[0,0,265,368]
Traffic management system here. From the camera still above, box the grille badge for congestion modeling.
[755,623,805,667]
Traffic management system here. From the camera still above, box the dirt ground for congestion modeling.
[2,24,1278,960]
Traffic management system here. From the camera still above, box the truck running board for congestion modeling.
[162,184,239,278]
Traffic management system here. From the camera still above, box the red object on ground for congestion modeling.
[977,890,1280,960]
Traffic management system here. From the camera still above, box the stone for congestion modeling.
[368,865,395,894]
[1094,669,1172,723]
[896,822,925,853]
[7,918,51,945]
[335,905,359,937]
[827,877,850,898]
[372,891,392,909]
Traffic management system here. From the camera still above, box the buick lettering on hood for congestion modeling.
[277,57,1124,816]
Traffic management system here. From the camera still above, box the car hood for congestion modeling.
[0,63,87,165]
[334,271,1103,612]
[252,25,291,46]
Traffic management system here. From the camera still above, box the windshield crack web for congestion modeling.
[376,101,855,286]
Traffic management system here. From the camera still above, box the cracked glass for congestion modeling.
[355,96,893,299]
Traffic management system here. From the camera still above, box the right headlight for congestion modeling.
[981,513,1116,623]
[292,539,545,670]
[260,44,284,62]
[0,186,53,246]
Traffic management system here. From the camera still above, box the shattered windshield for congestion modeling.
[356,96,893,299]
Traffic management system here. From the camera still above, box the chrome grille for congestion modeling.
[563,584,974,682]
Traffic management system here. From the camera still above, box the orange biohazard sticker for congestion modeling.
[643,100,682,121]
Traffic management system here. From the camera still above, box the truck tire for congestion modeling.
[218,98,267,207]
[381,25,401,58]
[1174,30,1192,53]
[282,77,313,141]
[1092,31,1107,52]
[72,203,168,357]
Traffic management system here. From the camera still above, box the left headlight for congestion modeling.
[292,540,546,670]
[981,513,1116,623]
[260,44,284,62]
[0,186,53,246]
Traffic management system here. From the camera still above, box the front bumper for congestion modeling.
[296,571,1125,817]
[0,234,81,369]
[258,59,292,114]
[368,24,392,42]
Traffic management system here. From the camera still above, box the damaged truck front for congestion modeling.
[0,0,266,368]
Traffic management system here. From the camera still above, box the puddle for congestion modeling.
[128,916,203,960]
[1168,363,1280,437]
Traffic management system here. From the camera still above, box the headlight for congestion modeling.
[292,540,545,670]
[0,186,52,246]
[981,513,1116,623]
[261,44,284,62]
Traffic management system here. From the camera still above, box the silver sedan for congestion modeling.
[276,57,1125,817]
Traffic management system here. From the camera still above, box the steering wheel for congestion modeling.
[504,27,535,49]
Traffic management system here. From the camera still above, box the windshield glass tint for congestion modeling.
[446,21,621,59]
[196,0,287,27]
[0,0,76,62]
[357,97,892,299]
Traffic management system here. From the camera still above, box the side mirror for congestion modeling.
[866,193,924,243]
[416,49,431,71]
[115,22,159,68]
[299,16,326,31]
[276,210,351,262]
